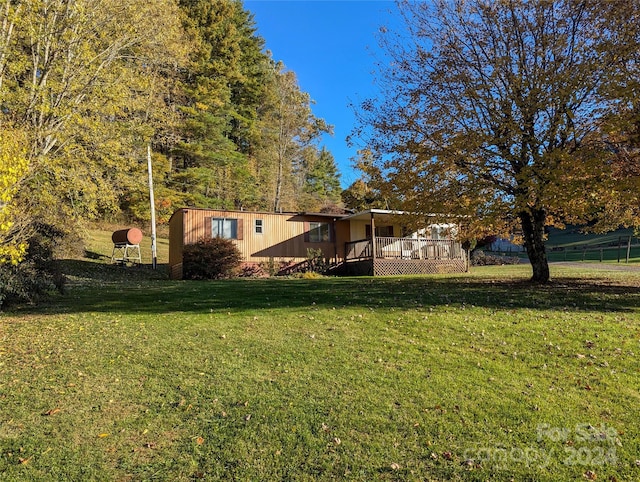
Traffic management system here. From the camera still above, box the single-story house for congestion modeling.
[168,208,468,279]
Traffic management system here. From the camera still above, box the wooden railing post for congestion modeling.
[370,212,376,261]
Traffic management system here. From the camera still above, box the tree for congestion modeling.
[0,129,29,265]
[2,0,187,225]
[257,62,333,212]
[302,147,342,208]
[172,0,271,210]
[354,0,640,283]
[341,179,384,212]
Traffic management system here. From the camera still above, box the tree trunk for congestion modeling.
[519,208,550,283]
[274,152,283,212]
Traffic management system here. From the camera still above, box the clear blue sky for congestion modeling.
[243,0,400,188]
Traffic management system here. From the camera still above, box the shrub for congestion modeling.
[239,263,268,278]
[0,222,67,309]
[306,248,329,274]
[292,271,325,280]
[260,257,279,277]
[182,237,242,280]
[471,249,522,266]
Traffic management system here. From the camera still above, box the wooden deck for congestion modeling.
[343,237,468,275]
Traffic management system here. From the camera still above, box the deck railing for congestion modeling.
[345,237,464,261]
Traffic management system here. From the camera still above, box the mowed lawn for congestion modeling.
[1,264,640,481]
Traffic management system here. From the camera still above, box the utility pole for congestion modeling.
[147,145,157,269]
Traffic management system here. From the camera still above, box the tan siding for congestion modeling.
[350,219,368,240]
[168,209,184,279]
[334,220,351,259]
[175,209,342,264]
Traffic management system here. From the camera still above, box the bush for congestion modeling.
[182,237,242,280]
[292,271,325,280]
[239,263,269,278]
[306,248,329,273]
[0,223,67,309]
[471,250,522,266]
[259,257,279,277]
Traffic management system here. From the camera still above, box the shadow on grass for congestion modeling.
[7,259,638,316]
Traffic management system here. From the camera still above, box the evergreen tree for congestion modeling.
[173,0,269,209]
[300,147,342,211]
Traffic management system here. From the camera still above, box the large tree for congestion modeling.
[259,62,333,212]
[355,0,640,282]
[2,0,187,224]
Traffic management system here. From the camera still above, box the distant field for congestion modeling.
[488,226,640,264]
[546,226,637,249]
[545,227,640,264]
[1,256,640,480]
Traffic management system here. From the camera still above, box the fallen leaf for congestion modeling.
[196,437,204,445]
[583,470,597,480]
[97,433,110,438]
[390,462,400,470]
[43,408,61,416]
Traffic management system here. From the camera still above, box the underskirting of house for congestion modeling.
[342,258,467,276]
[170,262,183,280]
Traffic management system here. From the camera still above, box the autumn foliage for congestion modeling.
[355,0,640,283]
[0,129,28,266]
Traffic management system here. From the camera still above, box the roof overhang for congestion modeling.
[339,209,409,222]
[339,209,465,226]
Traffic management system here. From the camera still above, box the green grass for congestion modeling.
[3,227,640,481]
[83,228,169,267]
[545,227,640,264]
[1,260,640,481]
[546,226,637,249]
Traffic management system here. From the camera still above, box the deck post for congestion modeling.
[370,212,376,262]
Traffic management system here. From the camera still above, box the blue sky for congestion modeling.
[243,0,401,188]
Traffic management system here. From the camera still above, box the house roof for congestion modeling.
[299,211,349,219]
[340,209,408,222]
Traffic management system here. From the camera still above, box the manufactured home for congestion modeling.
[168,208,467,279]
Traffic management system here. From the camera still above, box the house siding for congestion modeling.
[168,209,185,279]
[168,208,468,279]
[169,209,342,279]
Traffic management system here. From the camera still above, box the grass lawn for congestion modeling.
[1,259,640,480]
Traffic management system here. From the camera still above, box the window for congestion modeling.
[212,218,238,239]
[308,222,331,243]
[255,219,263,234]
[365,224,394,238]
